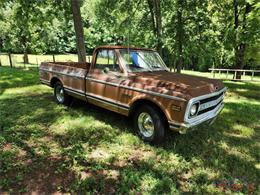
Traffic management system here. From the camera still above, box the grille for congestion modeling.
[185,88,227,123]
[198,101,223,115]
[197,92,224,116]
[200,92,224,104]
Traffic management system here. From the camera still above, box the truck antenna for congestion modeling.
[127,0,131,55]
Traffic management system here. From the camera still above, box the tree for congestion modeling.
[175,0,184,73]
[0,0,259,72]
[233,0,252,79]
[71,0,86,62]
[0,3,12,53]
[210,0,260,78]
[13,0,34,64]
[147,0,163,56]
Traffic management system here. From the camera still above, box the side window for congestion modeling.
[95,49,120,72]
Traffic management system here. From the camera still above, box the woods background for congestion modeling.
[0,0,259,76]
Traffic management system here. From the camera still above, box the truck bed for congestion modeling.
[41,61,91,70]
[39,62,91,98]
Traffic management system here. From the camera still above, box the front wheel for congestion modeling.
[54,81,72,106]
[133,105,166,144]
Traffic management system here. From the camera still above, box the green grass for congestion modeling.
[0,66,259,194]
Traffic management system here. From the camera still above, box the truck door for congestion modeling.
[85,49,129,114]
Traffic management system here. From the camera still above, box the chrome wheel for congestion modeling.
[55,85,64,103]
[138,112,155,138]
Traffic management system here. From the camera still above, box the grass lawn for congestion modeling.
[0,66,259,194]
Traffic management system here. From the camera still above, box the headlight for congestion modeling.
[190,103,199,117]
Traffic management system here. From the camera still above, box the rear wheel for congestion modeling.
[54,81,72,106]
[133,104,166,144]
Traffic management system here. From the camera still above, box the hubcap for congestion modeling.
[138,112,154,138]
[55,85,64,103]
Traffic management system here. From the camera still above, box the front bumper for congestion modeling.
[169,102,224,134]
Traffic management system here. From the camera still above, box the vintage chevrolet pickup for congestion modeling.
[40,45,226,143]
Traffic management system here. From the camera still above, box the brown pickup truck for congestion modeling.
[40,45,226,143]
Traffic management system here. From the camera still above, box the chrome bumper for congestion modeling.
[169,102,224,134]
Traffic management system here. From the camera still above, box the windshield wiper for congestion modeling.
[150,66,166,70]
[135,53,153,72]
[151,66,162,68]
[137,54,165,71]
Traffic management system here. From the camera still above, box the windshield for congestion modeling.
[119,49,168,72]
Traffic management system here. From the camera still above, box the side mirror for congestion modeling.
[103,67,110,74]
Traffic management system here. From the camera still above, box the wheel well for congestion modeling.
[129,99,168,124]
[50,77,61,88]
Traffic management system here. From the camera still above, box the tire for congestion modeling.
[133,104,166,144]
[54,81,72,106]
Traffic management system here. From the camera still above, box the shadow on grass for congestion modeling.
[1,68,259,193]
[0,149,77,193]
[223,80,260,91]
[53,97,260,193]
[224,81,260,100]
[0,93,133,193]
[0,93,78,193]
[161,98,260,188]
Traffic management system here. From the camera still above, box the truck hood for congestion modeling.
[124,71,225,100]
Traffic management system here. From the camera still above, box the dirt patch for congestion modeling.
[0,156,76,194]
[2,143,12,151]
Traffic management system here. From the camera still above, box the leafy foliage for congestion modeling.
[0,0,259,70]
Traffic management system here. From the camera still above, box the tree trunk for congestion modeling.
[23,49,29,64]
[154,0,162,56]
[8,53,12,68]
[147,0,156,35]
[71,0,86,63]
[147,0,163,56]
[0,38,3,51]
[233,0,240,79]
[176,57,183,73]
[176,0,184,73]
[234,44,246,80]
[233,1,251,79]
[191,56,197,70]
[52,54,56,62]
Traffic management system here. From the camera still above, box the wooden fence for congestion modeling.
[209,68,260,81]
[0,53,92,69]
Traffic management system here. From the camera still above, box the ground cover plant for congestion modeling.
[0,66,259,194]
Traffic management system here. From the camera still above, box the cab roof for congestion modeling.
[94,45,155,52]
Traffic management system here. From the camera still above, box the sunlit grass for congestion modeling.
[0,66,259,194]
